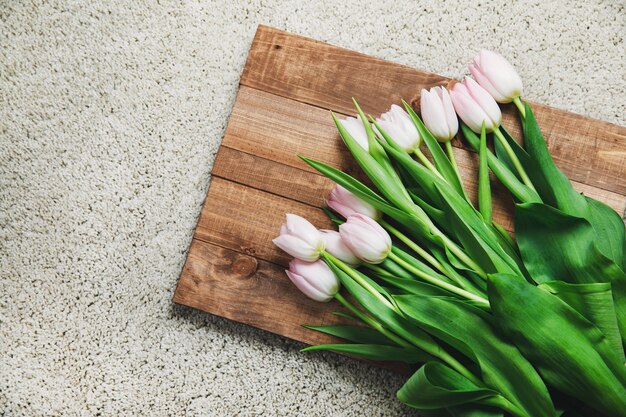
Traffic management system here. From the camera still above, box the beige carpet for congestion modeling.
[1,0,624,415]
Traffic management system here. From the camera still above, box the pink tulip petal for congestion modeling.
[285,214,322,250]
[286,270,331,302]
[273,235,318,261]
[288,259,339,300]
[469,64,506,102]
[451,83,491,133]
[340,116,369,151]
[320,230,360,265]
[439,87,459,138]
[464,77,501,129]
[421,88,452,141]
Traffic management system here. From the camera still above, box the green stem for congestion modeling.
[478,124,492,223]
[444,141,461,178]
[380,219,461,285]
[387,252,490,310]
[444,140,472,203]
[493,127,536,192]
[413,148,442,178]
[334,293,410,347]
[434,228,488,280]
[335,293,482,387]
[512,96,526,118]
[322,251,395,311]
[360,263,388,275]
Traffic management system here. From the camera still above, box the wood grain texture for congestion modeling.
[174,239,348,346]
[174,25,626,363]
[194,177,334,266]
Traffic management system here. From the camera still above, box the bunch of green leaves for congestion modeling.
[298,99,625,416]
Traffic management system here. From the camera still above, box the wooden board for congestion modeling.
[174,25,626,353]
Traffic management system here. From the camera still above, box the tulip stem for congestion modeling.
[413,149,442,178]
[444,141,471,201]
[335,293,483,387]
[379,219,469,288]
[512,96,526,118]
[322,251,395,311]
[493,127,536,192]
[431,227,488,280]
[444,141,459,174]
[387,252,490,310]
[333,293,410,347]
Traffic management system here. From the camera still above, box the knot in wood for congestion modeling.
[231,255,258,278]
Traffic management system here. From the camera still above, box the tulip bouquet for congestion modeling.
[273,50,626,416]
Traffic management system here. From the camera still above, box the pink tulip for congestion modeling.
[273,214,324,262]
[286,258,340,302]
[339,214,391,264]
[327,184,381,220]
[469,50,523,103]
[420,86,459,142]
[375,104,421,151]
[339,115,369,151]
[320,230,360,265]
[450,77,502,133]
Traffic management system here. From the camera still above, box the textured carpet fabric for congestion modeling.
[1,1,624,415]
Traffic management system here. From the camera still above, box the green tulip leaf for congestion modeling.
[394,294,556,417]
[515,202,626,341]
[299,156,422,230]
[379,256,416,280]
[515,202,625,284]
[397,362,498,410]
[538,281,624,360]
[488,273,626,417]
[302,324,397,345]
[377,137,523,277]
[585,196,625,270]
[302,343,433,363]
[521,103,588,216]
[331,112,415,214]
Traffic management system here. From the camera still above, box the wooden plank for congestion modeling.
[220,85,354,175]
[194,177,334,266]
[211,146,333,208]
[174,239,348,346]
[241,25,446,117]
[241,25,626,196]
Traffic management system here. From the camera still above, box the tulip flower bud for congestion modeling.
[320,229,360,265]
[450,77,502,133]
[286,258,340,302]
[375,104,421,151]
[273,214,324,262]
[420,86,459,142]
[339,214,391,264]
[469,50,523,103]
[327,184,382,220]
[339,115,369,151]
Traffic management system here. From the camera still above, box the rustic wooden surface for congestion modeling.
[174,25,626,352]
